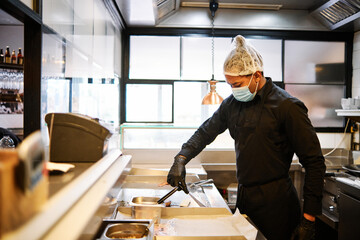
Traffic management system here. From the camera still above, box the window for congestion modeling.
[129,36,180,79]
[125,35,281,124]
[123,32,350,139]
[284,40,346,128]
[125,84,173,122]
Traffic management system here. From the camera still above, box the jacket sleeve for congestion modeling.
[178,101,228,160]
[284,100,326,215]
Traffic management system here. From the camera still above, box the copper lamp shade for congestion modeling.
[202,80,223,105]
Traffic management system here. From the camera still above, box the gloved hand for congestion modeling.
[167,155,189,194]
[291,217,315,240]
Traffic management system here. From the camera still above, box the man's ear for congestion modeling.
[254,71,262,82]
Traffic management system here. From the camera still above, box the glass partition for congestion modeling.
[41,0,122,131]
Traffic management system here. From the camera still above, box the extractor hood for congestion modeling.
[156,0,181,22]
[115,0,180,26]
[311,0,360,30]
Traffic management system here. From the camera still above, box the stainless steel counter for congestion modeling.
[2,149,129,240]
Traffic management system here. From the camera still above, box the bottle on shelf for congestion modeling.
[0,49,3,63]
[5,46,11,64]
[11,50,16,64]
[17,48,23,65]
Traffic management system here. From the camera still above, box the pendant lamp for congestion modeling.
[202,0,223,105]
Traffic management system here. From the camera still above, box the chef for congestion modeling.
[167,35,325,240]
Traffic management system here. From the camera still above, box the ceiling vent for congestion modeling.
[311,0,360,30]
[155,0,180,24]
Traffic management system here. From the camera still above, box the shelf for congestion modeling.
[0,63,24,70]
[335,109,360,122]
[0,93,24,103]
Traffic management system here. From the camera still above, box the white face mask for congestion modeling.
[231,74,259,102]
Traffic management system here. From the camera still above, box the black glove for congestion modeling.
[167,155,189,194]
[291,217,315,240]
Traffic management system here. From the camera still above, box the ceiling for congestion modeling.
[116,0,360,32]
[178,0,328,10]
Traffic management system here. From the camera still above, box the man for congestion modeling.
[167,35,325,240]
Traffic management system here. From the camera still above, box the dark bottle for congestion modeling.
[11,50,16,64]
[17,48,23,65]
[0,49,4,63]
[5,46,11,64]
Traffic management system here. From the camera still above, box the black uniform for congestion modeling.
[178,78,325,240]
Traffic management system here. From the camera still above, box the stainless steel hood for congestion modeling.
[156,0,181,23]
[311,0,360,30]
[115,0,180,26]
[115,0,360,32]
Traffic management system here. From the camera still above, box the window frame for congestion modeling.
[121,28,353,132]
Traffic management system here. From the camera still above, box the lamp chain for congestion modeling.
[211,14,215,81]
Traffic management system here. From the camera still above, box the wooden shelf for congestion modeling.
[0,63,24,70]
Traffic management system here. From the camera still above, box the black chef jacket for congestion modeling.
[178,77,326,215]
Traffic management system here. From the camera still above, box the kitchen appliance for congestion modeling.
[336,173,360,240]
[45,113,110,162]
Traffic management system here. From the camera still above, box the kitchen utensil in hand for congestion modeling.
[157,186,179,204]
[167,155,189,194]
[188,179,214,189]
[188,192,206,207]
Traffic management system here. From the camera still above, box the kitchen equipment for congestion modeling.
[104,223,149,239]
[158,179,214,204]
[132,196,160,205]
[188,179,214,188]
[342,164,360,177]
[188,192,206,207]
[45,113,110,162]
[227,183,238,212]
[95,220,153,240]
[130,197,163,223]
[157,186,178,204]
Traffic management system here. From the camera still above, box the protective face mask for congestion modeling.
[232,74,259,102]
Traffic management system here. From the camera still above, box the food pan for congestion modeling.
[104,223,149,239]
[131,196,160,205]
[129,196,163,223]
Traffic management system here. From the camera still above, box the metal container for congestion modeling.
[130,197,163,223]
[103,223,149,239]
[131,197,160,205]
